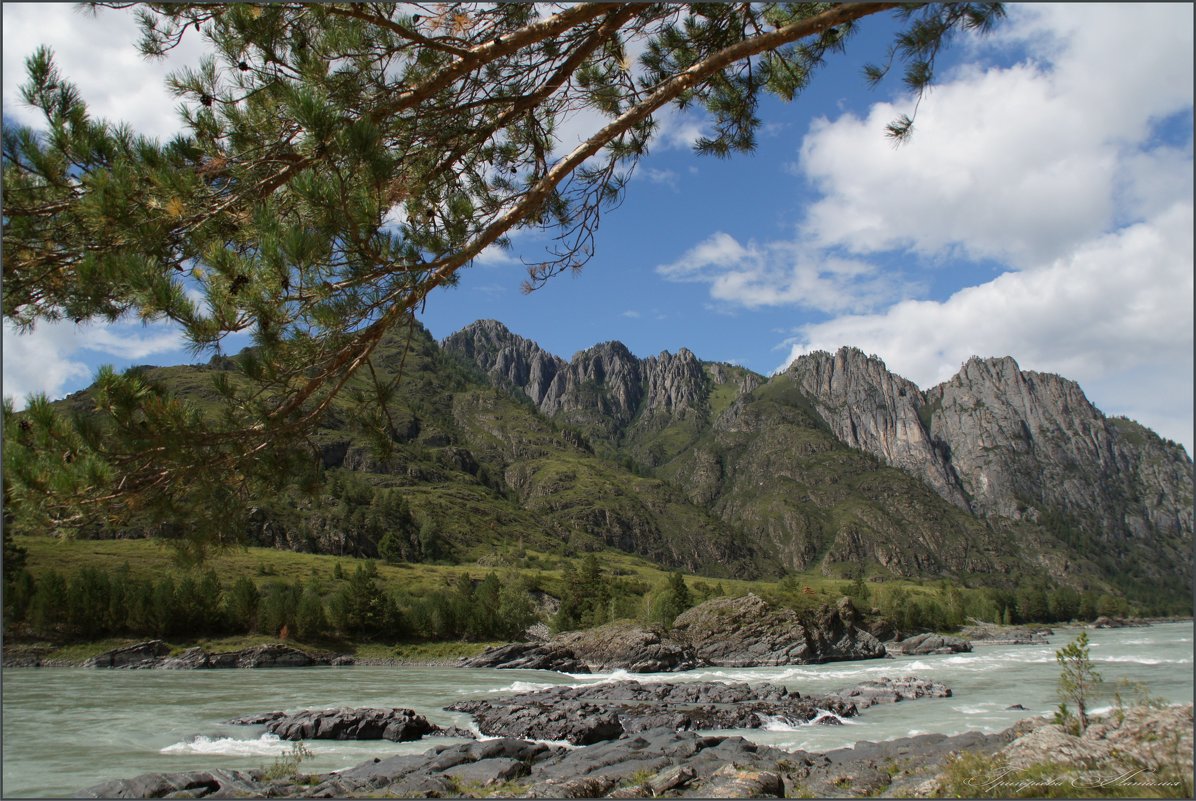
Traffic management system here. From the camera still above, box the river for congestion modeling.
[2,622,1191,798]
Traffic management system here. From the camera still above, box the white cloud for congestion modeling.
[777,202,1195,453]
[3,319,186,409]
[2,321,91,407]
[621,310,642,319]
[2,4,210,141]
[795,3,1194,268]
[658,232,913,313]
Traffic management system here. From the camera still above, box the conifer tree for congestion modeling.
[2,3,1005,551]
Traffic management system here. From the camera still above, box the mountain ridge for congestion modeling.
[23,317,1191,610]
[443,319,1192,599]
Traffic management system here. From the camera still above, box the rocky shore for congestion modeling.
[76,703,1194,799]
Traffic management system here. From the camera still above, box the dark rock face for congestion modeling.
[886,633,972,655]
[447,680,859,744]
[670,595,885,667]
[229,707,460,742]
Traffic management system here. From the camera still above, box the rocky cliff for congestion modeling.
[784,348,1193,590]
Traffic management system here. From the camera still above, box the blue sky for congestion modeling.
[3,4,1193,455]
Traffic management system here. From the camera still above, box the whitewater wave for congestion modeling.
[487,680,556,694]
[1097,655,1191,665]
[160,733,296,757]
[757,708,855,731]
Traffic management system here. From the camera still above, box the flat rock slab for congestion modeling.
[82,642,335,670]
[828,676,952,709]
[447,679,859,745]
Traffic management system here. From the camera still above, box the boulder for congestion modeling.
[552,621,701,672]
[671,594,885,666]
[230,707,467,742]
[76,769,260,799]
[158,647,210,670]
[441,757,528,788]
[210,643,319,668]
[702,765,785,798]
[959,622,1052,645]
[887,633,972,655]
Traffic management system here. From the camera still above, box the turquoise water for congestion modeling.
[2,622,1191,798]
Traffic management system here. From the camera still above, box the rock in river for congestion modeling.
[462,594,885,672]
[447,679,859,745]
[229,707,471,741]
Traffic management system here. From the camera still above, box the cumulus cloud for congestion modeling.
[797,3,1194,268]
[2,321,92,408]
[658,232,915,313]
[2,4,209,141]
[3,319,187,409]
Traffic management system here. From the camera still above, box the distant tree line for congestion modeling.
[2,557,538,644]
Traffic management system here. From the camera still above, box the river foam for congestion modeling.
[160,733,294,757]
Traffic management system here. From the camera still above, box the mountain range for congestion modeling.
[70,318,1194,607]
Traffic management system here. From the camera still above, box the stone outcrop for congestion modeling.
[83,642,331,670]
[82,692,1040,799]
[228,707,468,742]
[463,596,884,673]
[670,595,885,667]
[915,704,1194,797]
[458,641,592,673]
[551,622,702,673]
[959,622,1052,646]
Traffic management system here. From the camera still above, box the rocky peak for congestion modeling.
[641,347,708,418]
[442,320,566,406]
[786,347,968,508]
[924,355,1114,521]
[540,340,645,429]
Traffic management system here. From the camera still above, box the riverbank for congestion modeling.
[0,637,489,669]
[7,612,1186,670]
[4,622,1191,798]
